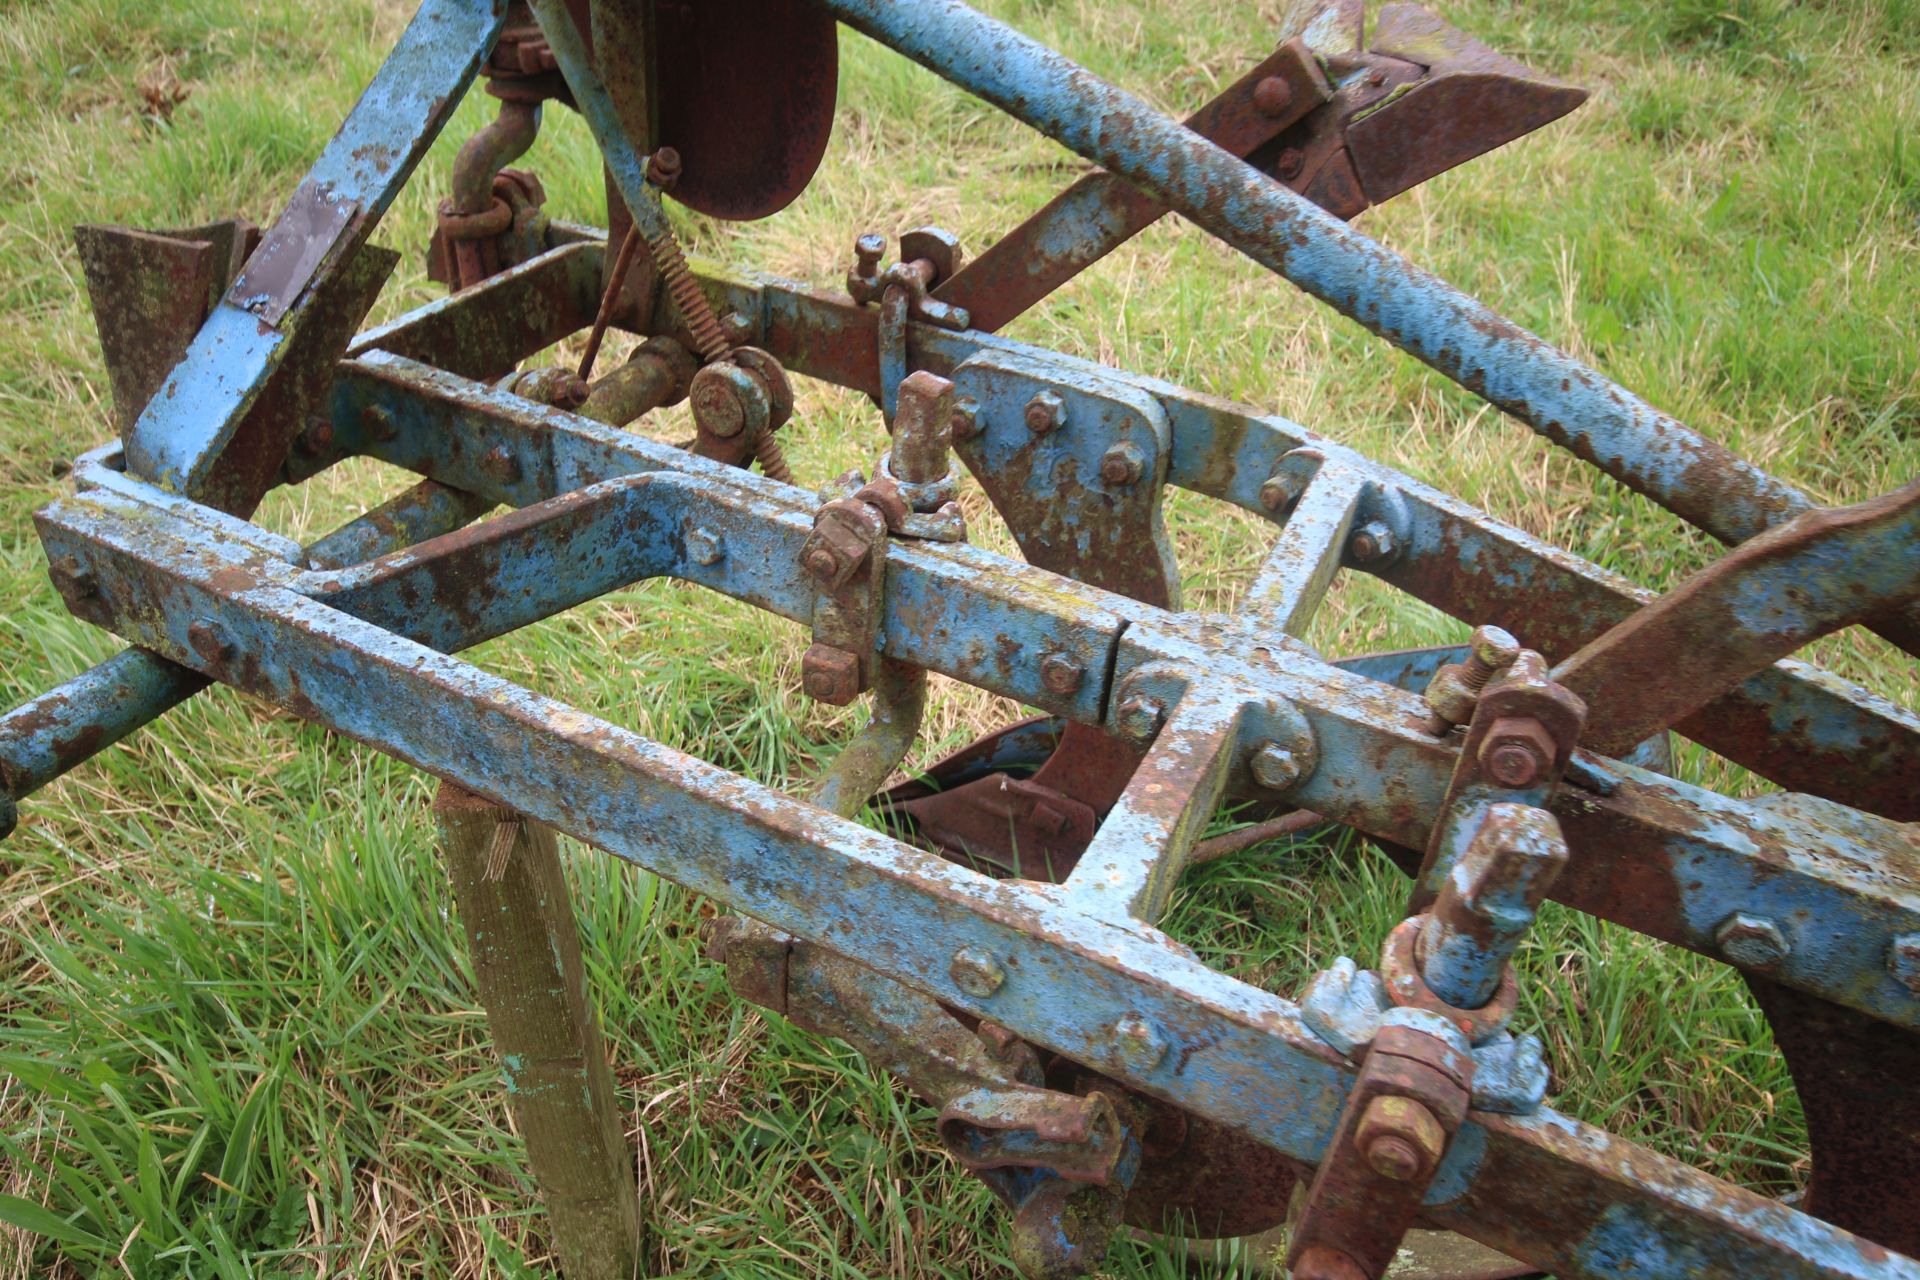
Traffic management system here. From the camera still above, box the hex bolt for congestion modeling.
[1348,520,1397,564]
[1277,147,1306,181]
[1259,470,1306,514]
[719,310,756,346]
[1115,692,1165,744]
[891,370,955,486]
[1356,1095,1445,1183]
[1425,625,1522,726]
[1717,912,1790,969]
[1110,1012,1167,1073]
[689,362,769,440]
[1040,652,1085,697]
[1477,715,1557,789]
[686,527,724,567]
[645,145,682,189]
[950,395,981,442]
[1420,803,1569,1010]
[949,946,1006,998]
[1024,390,1065,434]
[187,619,233,666]
[854,232,886,277]
[1252,74,1294,118]
[482,445,521,484]
[1249,740,1307,791]
[800,643,861,706]
[1888,934,1920,996]
[1099,441,1145,487]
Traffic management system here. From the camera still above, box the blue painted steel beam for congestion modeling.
[27,482,1916,1280]
[33,461,1920,1035]
[818,0,1920,662]
[678,256,1920,818]
[124,0,503,497]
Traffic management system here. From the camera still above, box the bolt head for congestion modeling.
[1110,1012,1167,1073]
[855,232,886,266]
[362,404,397,441]
[686,527,723,567]
[1890,935,1920,995]
[1252,74,1294,118]
[1469,625,1522,672]
[1115,692,1164,743]
[1349,520,1397,564]
[1716,912,1789,968]
[801,644,862,706]
[949,946,1006,998]
[1099,441,1145,487]
[47,555,96,601]
[1355,1095,1444,1183]
[645,145,682,187]
[1259,470,1305,514]
[1249,740,1306,791]
[1477,716,1557,789]
[950,396,981,441]
[482,445,521,484]
[1024,390,1065,434]
[1277,147,1306,181]
[187,619,232,665]
[1039,652,1085,697]
[690,363,768,439]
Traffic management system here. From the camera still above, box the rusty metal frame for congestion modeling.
[3,0,1917,1274]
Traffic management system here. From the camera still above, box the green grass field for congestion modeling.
[1,0,1916,1275]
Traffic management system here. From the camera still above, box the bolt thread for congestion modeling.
[645,230,730,363]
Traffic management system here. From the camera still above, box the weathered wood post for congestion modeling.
[435,781,642,1279]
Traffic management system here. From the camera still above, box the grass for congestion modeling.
[0,0,1915,1275]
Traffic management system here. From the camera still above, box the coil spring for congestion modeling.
[644,230,729,363]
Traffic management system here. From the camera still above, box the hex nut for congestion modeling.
[1356,1095,1444,1183]
[1478,716,1557,789]
[1110,1012,1167,1073]
[801,644,862,706]
[1716,912,1789,968]
[1890,934,1920,996]
[1349,520,1397,564]
[1249,740,1307,791]
[1024,390,1065,434]
[686,527,724,567]
[1115,692,1165,743]
[949,946,1006,998]
[1099,441,1145,487]
[1039,652,1085,697]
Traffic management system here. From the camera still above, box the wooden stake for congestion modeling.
[435,781,641,1278]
